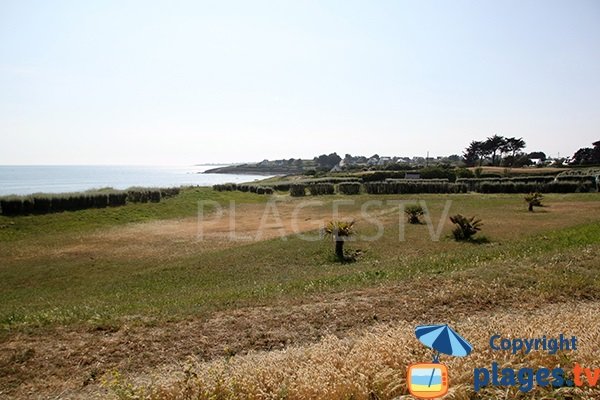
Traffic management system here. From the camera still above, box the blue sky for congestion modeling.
[1,0,599,164]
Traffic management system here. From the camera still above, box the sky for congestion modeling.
[1,0,599,165]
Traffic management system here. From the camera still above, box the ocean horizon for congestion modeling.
[0,165,272,196]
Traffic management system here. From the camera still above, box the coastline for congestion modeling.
[202,165,296,176]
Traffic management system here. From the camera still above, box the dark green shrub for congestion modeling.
[419,166,457,182]
[361,171,406,182]
[364,181,456,194]
[405,204,424,224]
[33,197,51,214]
[160,188,181,198]
[22,197,34,214]
[149,190,161,202]
[308,183,335,196]
[290,184,306,197]
[338,182,361,195]
[109,193,127,206]
[212,183,237,191]
[450,183,469,193]
[450,214,482,241]
[91,194,109,208]
[0,198,23,216]
[271,183,291,191]
[456,168,474,179]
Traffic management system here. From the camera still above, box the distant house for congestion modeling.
[377,157,392,166]
[330,160,345,172]
[367,157,379,166]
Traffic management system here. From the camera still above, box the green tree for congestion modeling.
[314,153,342,170]
[570,141,600,165]
[501,137,526,166]
[484,135,507,166]
[463,141,487,167]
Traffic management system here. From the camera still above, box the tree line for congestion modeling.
[463,135,528,167]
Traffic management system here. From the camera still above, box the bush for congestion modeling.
[33,197,52,214]
[364,181,458,194]
[0,197,24,216]
[290,184,306,197]
[0,190,130,216]
[126,189,161,203]
[525,192,543,212]
[271,183,291,191]
[338,182,361,195]
[160,188,181,198]
[405,204,424,224]
[419,166,457,182]
[212,183,237,191]
[456,168,474,179]
[361,171,406,182]
[308,183,335,196]
[450,214,482,241]
[108,193,127,207]
[256,187,266,195]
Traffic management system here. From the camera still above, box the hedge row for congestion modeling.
[338,182,362,195]
[555,175,597,186]
[0,187,182,216]
[457,176,598,192]
[364,181,468,194]
[0,192,127,216]
[307,183,335,196]
[290,184,306,197]
[385,178,450,183]
[214,183,274,194]
[215,178,599,199]
[478,182,594,194]
[213,183,238,191]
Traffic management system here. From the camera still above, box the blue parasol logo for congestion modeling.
[407,324,473,399]
[415,324,474,362]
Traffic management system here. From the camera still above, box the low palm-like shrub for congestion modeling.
[450,214,482,241]
[405,204,424,224]
[323,220,355,261]
[525,192,543,212]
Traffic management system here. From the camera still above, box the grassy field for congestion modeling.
[0,188,599,399]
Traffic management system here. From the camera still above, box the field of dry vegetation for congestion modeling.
[0,188,599,399]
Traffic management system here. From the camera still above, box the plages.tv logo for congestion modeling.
[407,324,473,399]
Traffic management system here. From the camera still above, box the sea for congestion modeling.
[0,165,272,196]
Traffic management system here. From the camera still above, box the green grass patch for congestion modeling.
[0,192,598,334]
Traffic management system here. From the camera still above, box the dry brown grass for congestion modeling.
[107,302,600,400]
